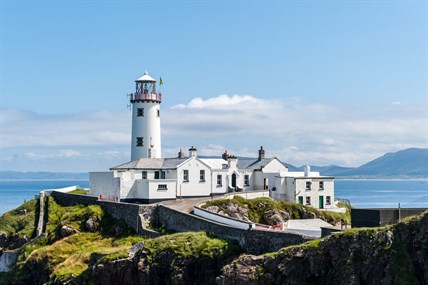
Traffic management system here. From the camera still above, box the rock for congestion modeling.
[0,232,8,248]
[18,209,28,215]
[279,210,290,221]
[263,209,285,225]
[86,216,99,232]
[60,225,79,237]
[206,205,220,213]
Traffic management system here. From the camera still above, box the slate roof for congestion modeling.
[110,157,189,170]
[236,157,288,170]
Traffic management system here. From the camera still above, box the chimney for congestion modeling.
[258,146,265,160]
[222,150,228,160]
[228,155,237,169]
[178,148,185,158]
[189,146,197,157]
[304,164,311,177]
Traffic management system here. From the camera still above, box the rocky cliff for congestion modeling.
[218,211,428,285]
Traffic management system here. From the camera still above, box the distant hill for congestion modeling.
[0,171,88,180]
[287,148,428,178]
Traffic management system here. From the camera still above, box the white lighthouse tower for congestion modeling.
[130,71,162,160]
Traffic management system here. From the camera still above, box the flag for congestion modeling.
[159,77,163,86]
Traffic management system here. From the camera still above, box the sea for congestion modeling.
[0,179,427,215]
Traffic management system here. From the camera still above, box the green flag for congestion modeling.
[159,77,163,86]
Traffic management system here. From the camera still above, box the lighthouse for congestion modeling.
[130,71,162,160]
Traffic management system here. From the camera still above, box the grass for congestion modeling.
[202,196,350,225]
[0,199,39,241]
[144,231,241,259]
[68,189,89,195]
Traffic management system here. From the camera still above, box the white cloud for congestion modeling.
[1,94,426,170]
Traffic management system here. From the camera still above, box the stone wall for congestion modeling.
[50,191,157,235]
[351,208,428,228]
[158,205,313,254]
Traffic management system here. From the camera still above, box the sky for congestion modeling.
[1,0,427,172]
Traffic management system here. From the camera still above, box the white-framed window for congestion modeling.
[136,137,144,147]
[306,181,311,190]
[200,170,205,182]
[319,181,324,190]
[158,184,167,190]
[183,170,189,182]
[142,171,147,179]
[306,196,311,205]
[216,174,222,186]
[326,196,331,205]
[137,108,144,117]
[244,175,249,186]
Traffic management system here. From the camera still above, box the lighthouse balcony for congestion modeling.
[130,92,162,103]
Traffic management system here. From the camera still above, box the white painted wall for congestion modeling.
[194,206,255,230]
[177,157,212,197]
[89,172,120,198]
[131,101,161,160]
[294,178,335,209]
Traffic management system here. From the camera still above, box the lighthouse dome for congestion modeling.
[136,71,156,82]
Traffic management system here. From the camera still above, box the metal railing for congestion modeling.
[130,92,162,102]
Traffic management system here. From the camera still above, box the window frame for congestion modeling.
[199,170,205,182]
[183,170,189,182]
[319,181,324,190]
[137,108,144,117]
[216,174,222,186]
[305,181,312,191]
[326,196,331,205]
[306,196,311,205]
[244,174,250,186]
[136,137,144,147]
[142,171,147,179]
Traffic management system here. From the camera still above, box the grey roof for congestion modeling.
[111,157,189,170]
[236,157,288,170]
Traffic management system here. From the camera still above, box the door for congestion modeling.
[319,196,324,209]
[231,173,237,190]
[298,196,303,205]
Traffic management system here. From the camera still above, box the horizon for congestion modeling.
[1,1,427,172]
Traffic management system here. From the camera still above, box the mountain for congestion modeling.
[0,171,88,180]
[288,148,428,178]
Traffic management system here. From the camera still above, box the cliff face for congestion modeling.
[218,211,428,285]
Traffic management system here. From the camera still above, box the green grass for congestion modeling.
[0,199,39,240]
[68,189,89,195]
[202,196,350,225]
[145,231,241,259]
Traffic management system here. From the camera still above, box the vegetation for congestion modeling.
[68,189,89,195]
[144,231,241,259]
[0,199,38,240]
[202,196,350,225]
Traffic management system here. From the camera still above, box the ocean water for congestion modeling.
[0,180,89,215]
[0,179,427,215]
[335,179,428,209]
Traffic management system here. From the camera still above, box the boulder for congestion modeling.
[86,216,99,232]
[60,225,79,237]
[263,209,285,226]
[0,232,8,248]
[206,205,220,213]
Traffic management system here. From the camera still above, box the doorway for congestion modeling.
[231,173,237,190]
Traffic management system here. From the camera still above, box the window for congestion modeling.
[216,174,222,186]
[142,171,147,179]
[137,108,144,117]
[200,170,205,182]
[158,184,167,190]
[244,175,249,186]
[136,137,144,147]
[306,181,311,190]
[306,196,311,205]
[154,171,165,180]
[183,170,189,182]
[319,181,324,190]
[157,109,160,117]
[326,196,331,205]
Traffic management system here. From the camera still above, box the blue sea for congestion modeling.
[0,179,427,215]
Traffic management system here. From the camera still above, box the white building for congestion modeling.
[89,73,335,209]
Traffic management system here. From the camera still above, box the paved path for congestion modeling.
[160,196,222,213]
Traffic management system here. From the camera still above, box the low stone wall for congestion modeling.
[351,208,428,228]
[50,191,157,235]
[158,205,312,254]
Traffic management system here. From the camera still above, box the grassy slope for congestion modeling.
[0,199,38,240]
[203,196,351,224]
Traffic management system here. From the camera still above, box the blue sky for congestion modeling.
[1,0,427,172]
